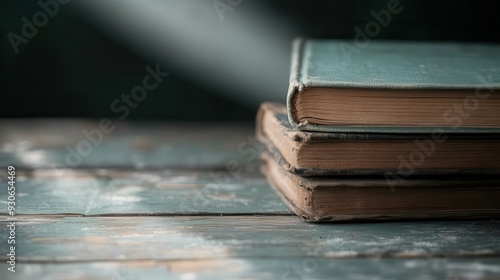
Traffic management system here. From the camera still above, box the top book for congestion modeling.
[287,39,500,133]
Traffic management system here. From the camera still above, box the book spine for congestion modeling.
[287,38,306,129]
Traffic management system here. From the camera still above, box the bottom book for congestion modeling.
[262,152,500,222]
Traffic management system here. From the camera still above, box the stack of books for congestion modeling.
[256,39,500,222]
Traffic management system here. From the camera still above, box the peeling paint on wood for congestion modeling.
[1,258,500,280]
[0,216,499,262]
[0,169,290,215]
[0,120,260,169]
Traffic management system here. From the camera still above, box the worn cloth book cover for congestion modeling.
[261,152,500,222]
[287,38,500,133]
[257,102,500,176]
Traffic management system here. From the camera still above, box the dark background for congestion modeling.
[2,0,500,121]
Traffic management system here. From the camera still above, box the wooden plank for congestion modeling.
[2,258,500,280]
[1,216,499,262]
[0,120,263,169]
[0,169,290,215]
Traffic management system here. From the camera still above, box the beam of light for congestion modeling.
[74,0,295,105]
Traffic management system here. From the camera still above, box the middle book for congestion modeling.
[256,102,500,176]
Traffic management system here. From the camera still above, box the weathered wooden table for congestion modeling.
[0,120,499,280]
